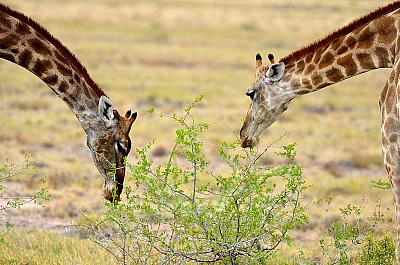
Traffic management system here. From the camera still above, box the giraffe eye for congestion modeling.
[115,141,127,154]
[246,89,256,100]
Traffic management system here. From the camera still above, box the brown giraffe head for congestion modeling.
[240,53,295,148]
[87,96,137,202]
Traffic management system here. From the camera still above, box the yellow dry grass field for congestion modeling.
[0,0,396,263]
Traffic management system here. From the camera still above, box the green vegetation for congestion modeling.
[0,0,396,264]
[0,155,50,245]
[359,234,395,264]
[83,98,308,264]
[81,99,393,264]
[0,231,117,265]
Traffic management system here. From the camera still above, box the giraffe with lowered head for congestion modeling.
[0,4,137,201]
[239,1,400,262]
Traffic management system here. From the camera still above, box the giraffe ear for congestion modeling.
[265,62,285,82]
[255,53,263,69]
[98,96,116,128]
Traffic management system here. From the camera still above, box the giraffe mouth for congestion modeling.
[103,181,120,202]
[240,135,259,148]
[103,157,126,202]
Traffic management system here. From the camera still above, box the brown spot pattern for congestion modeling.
[337,54,358,76]
[304,64,315,75]
[345,36,357,49]
[331,39,342,50]
[301,78,312,89]
[71,86,81,100]
[357,28,375,49]
[375,47,390,67]
[43,75,59,86]
[58,80,69,93]
[0,51,15,62]
[63,96,73,108]
[311,72,323,86]
[356,53,375,69]
[0,34,18,49]
[374,16,396,44]
[305,54,313,63]
[32,58,52,77]
[374,15,395,31]
[353,25,365,35]
[18,49,32,68]
[378,27,396,44]
[16,22,31,36]
[358,27,373,42]
[337,46,349,55]
[279,2,400,64]
[0,14,11,29]
[55,61,72,77]
[295,60,305,74]
[313,52,321,64]
[319,52,335,69]
[326,68,344,82]
[0,26,8,34]
[28,38,51,55]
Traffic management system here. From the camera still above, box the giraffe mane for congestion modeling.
[279,1,400,65]
[0,3,106,97]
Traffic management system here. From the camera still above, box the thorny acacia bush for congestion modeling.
[84,96,309,264]
[0,154,51,244]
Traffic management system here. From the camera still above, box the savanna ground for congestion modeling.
[0,0,396,264]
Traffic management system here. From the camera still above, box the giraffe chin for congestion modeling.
[103,181,121,202]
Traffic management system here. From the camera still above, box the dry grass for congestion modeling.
[0,0,396,263]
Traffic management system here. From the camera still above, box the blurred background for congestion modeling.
[0,0,395,263]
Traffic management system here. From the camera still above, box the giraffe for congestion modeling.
[0,4,137,202]
[239,1,400,262]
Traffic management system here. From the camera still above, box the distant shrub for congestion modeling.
[319,198,394,265]
[359,234,395,265]
[0,154,50,244]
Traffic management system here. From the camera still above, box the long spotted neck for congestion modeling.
[0,4,105,134]
[281,11,398,95]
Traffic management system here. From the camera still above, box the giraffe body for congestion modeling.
[239,2,400,262]
[0,4,137,201]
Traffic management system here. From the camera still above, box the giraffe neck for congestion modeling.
[282,9,399,95]
[0,4,106,135]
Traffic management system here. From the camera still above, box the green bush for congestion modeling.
[83,96,309,265]
[359,234,395,265]
[83,97,394,264]
[0,154,51,244]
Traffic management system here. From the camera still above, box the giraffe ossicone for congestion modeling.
[240,1,400,262]
[0,4,137,202]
